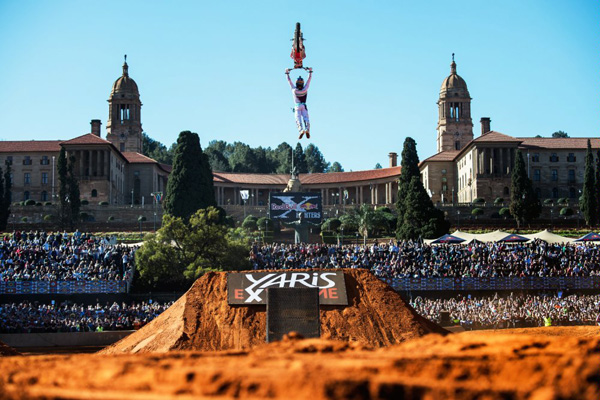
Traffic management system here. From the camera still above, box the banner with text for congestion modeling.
[0,280,128,294]
[228,271,347,305]
[269,192,322,223]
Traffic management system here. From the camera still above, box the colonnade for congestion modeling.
[475,147,515,176]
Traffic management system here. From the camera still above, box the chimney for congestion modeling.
[90,119,102,137]
[480,117,491,135]
[388,152,398,168]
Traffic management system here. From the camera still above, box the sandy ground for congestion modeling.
[0,326,598,400]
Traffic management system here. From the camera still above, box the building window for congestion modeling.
[23,191,30,201]
[91,189,98,198]
[5,156,12,165]
[568,169,575,183]
[119,104,130,122]
[41,156,50,165]
[550,153,559,162]
[552,187,559,198]
[41,173,48,185]
[532,153,540,162]
[23,156,32,165]
[24,173,31,185]
[41,191,48,201]
[535,188,541,198]
[120,143,125,152]
[503,187,509,195]
[551,169,558,181]
[454,141,460,150]
[533,169,541,182]
[567,153,576,162]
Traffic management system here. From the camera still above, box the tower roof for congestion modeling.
[440,54,469,94]
[110,55,139,97]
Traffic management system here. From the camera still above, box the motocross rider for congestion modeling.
[285,68,312,139]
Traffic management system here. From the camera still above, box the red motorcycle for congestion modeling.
[290,22,307,70]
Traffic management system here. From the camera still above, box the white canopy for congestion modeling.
[521,229,575,244]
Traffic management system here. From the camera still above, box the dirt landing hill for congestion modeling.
[1,329,599,399]
[0,340,19,356]
[102,269,446,354]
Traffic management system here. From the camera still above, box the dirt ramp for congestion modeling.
[0,340,19,356]
[102,269,445,354]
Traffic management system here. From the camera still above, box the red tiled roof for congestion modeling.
[519,137,600,150]
[122,152,157,164]
[61,134,112,146]
[159,163,172,173]
[421,150,459,163]
[213,167,402,186]
[0,140,62,153]
[473,131,521,143]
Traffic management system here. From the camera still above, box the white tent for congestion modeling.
[521,229,574,244]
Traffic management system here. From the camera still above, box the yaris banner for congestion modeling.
[228,271,347,305]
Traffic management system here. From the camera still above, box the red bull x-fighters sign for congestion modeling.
[269,192,322,223]
[227,271,348,305]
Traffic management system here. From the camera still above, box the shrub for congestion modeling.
[557,197,568,205]
[242,215,258,231]
[490,212,501,219]
[138,215,147,222]
[494,197,504,205]
[99,201,109,206]
[320,230,336,244]
[35,202,43,206]
[20,217,28,222]
[24,199,36,206]
[499,207,511,218]
[544,199,554,205]
[560,207,574,217]
[256,217,273,232]
[44,202,52,206]
[81,200,89,205]
[321,218,341,232]
[79,212,89,220]
[43,214,54,222]
[107,216,115,222]
[472,198,485,204]
[471,208,484,216]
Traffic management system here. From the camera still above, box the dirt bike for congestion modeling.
[291,22,308,70]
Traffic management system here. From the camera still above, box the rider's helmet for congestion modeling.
[296,76,304,89]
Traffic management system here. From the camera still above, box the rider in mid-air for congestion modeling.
[285,68,312,139]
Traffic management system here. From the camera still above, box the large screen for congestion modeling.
[268,192,322,223]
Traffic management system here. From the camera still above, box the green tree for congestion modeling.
[164,131,216,220]
[396,137,421,228]
[135,207,251,288]
[253,146,277,173]
[205,147,230,172]
[274,142,293,174]
[0,163,8,231]
[293,143,308,174]
[551,130,569,138]
[374,163,383,169]
[305,144,329,173]
[328,161,344,172]
[509,150,541,229]
[67,155,81,230]
[580,139,596,226]
[57,147,69,227]
[229,142,258,173]
[142,133,174,164]
[397,176,449,240]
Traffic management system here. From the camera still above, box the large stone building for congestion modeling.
[0,59,169,206]
[421,57,597,204]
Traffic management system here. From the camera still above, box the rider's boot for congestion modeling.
[305,130,310,139]
[299,130,305,139]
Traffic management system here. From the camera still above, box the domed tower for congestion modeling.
[106,55,143,153]
[436,54,473,153]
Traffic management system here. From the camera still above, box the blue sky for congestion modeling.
[0,0,596,171]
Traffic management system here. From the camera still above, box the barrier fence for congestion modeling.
[385,276,600,291]
[0,281,128,294]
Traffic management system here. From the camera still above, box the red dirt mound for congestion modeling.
[102,269,446,354]
[0,340,19,356]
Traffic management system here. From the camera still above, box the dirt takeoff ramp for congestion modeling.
[0,340,19,356]
[102,269,446,354]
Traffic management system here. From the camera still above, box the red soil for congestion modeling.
[102,269,446,354]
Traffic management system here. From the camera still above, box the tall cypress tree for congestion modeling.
[510,150,541,229]
[57,147,69,228]
[580,139,596,227]
[2,164,11,230]
[0,165,5,231]
[165,131,216,220]
[293,143,308,174]
[67,155,81,229]
[396,137,421,227]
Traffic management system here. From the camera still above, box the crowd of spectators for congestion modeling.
[410,293,600,329]
[0,300,173,333]
[0,230,136,282]
[249,240,600,278]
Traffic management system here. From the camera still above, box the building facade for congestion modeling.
[422,58,597,204]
